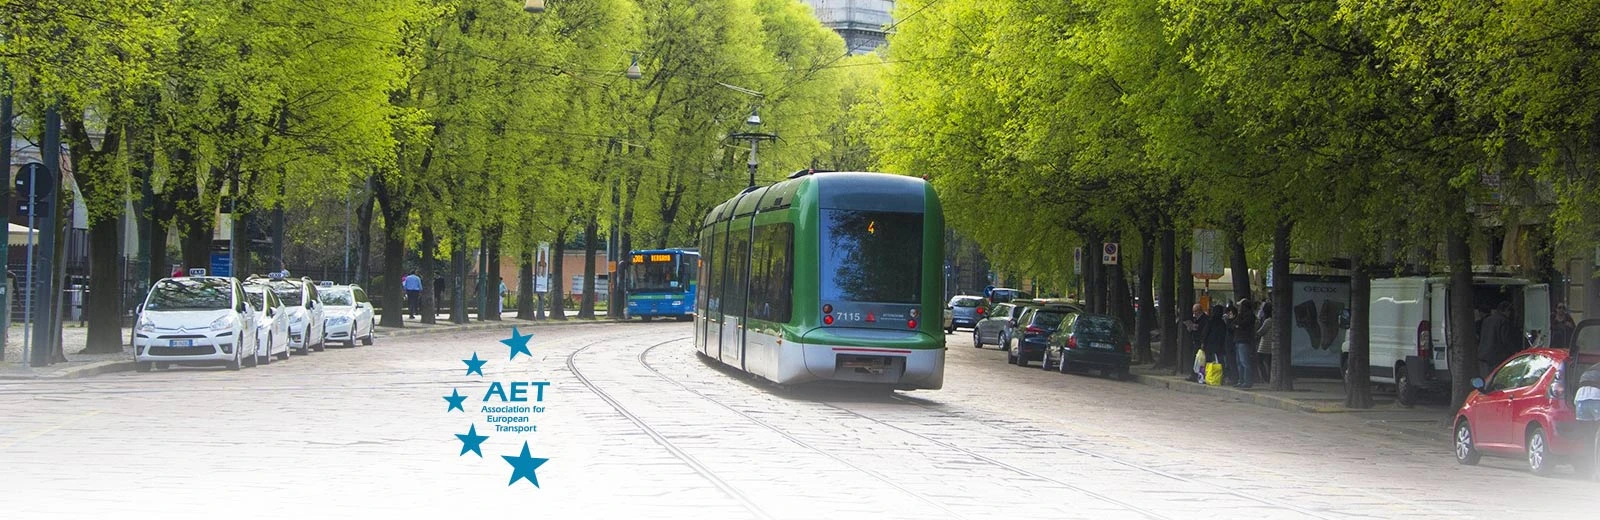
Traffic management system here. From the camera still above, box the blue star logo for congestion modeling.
[500,327,533,360]
[501,441,549,487]
[455,424,489,457]
[462,352,487,376]
[443,388,467,412]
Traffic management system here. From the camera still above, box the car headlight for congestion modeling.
[137,316,156,333]
[210,315,236,331]
[329,315,351,325]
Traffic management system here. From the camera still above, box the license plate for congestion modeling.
[169,339,193,347]
[1091,342,1113,350]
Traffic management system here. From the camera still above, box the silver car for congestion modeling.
[973,302,1025,348]
[947,295,988,331]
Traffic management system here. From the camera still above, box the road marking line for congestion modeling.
[1,410,102,450]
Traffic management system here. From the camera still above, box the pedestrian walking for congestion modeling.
[1551,303,1576,350]
[402,269,423,319]
[1201,304,1228,383]
[1231,299,1256,389]
[498,280,508,315]
[1182,304,1207,382]
[1255,301,1277,384]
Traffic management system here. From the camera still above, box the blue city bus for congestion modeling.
[624,248,700,321]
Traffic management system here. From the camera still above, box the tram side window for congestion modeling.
[748,223,794,323]
[726,229,752,318]
[708,229,725,314]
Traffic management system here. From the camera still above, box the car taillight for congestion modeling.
[1123,342,1132,353]
[1416,321,1431,360]
[1550,379,1565,401]
[977,307,986,316]
[1026,326,1043,335]
[1066,336,1077,349]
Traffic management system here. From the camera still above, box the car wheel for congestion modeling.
[259,335,272,365]
[1016,344,1029,367]
[1059,354,1071,374]
[1454,420,1481,465]
[361,326,374,346]
[313,335,326,352]
[244,350,258,368]
[1040,349,1053,371]
[1527,425,1553,476]
[277,344,290,361]
[1395,365,1417,407]
[1006,344,1017,365]
[227,350,242,371]
[136,361,152,373]
[973,329,982,348]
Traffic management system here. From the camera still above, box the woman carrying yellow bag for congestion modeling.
[1200,304,1229,385]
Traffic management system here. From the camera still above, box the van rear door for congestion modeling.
[1430,281,1450,371]
[1524,284,1551,347]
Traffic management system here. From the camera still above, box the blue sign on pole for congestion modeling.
[210,252,232,277]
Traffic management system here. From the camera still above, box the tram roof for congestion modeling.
[810,172,928,212]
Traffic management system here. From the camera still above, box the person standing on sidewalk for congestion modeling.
[402,270,423,319]
[1551,303,1576,349]
[1231,299,1256,389]
[1255,301,1277,384]
[1182,304,1207,382]
[1201,304,1228,383]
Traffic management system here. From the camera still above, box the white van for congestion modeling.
[1343,276,1549,405]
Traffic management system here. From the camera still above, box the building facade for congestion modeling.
[801,0,893,54]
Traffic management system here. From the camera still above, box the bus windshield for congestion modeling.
[629,257,686,293]
[820,209,923,304]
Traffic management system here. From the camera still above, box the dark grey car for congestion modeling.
[947,295,987,332]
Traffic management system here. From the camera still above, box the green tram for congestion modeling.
[694,171,946,390]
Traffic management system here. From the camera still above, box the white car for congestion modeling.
[243,283,291,364]
[134,276,259,371]
[258,276,326,354]
[320,284,375,347]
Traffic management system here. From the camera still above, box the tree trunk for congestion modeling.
[420,224,438,325]
[1176,247,1195,377]
[354,177,375,289]
[487,224,503,321]
[518,247,535,319]
[1346,259,1374,408]
[1157,226,1177,369]
[1447,220,1478,411]
[1229,213,1252,303]
[1135,230,1155,364]
[1083,230,1101,313]
[1270,217,1295,391]
[450,230,468,324]
[373,173,409,329]
[550,228,568,320]
[1112,258,1133,336]
[580,216,599,319]
[82,219,123,353]
[229,175,251,279]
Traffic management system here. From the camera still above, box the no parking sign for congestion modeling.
[1102,242,1119,265]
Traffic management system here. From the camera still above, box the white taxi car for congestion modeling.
[320,283,375,347]
[134,276,259,371]
[243,282,291,364]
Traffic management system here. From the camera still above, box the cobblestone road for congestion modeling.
[0,322,1590,519]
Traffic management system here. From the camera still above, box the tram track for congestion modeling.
[566,336,776,520]
[638,341,1180,520]
[835,398,1342,520]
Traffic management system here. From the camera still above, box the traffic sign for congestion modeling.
[1193,229,1225,279]
[14,162,53,198]
[1102,243,1119,265]
[1073,247,1082,274]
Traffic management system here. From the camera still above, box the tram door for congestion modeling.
[720,225,750,368]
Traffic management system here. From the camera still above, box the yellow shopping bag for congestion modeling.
[1205,362,1224,386]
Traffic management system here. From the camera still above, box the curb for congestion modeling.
[1129,371,1455,444]
[3,318,624,380]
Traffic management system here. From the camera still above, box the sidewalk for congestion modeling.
[1129,365,1455,443]
[0,313,617,380]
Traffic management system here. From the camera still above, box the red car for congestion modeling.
[1454,342,1600,476]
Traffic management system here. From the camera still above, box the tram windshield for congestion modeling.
[629,253,689,293]
[820,209,923,304]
